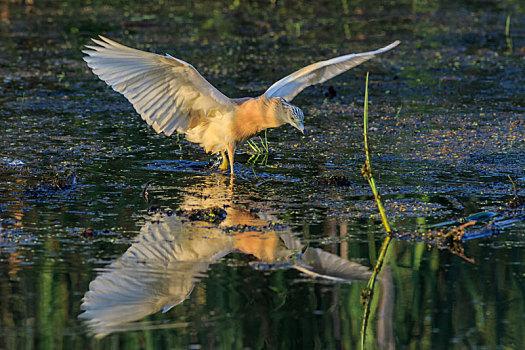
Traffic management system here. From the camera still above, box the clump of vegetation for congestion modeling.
[246,129,269,155]
[183,206,227,224]
[23,171,77,198]
[246,130,270,165]
[317,174,352,187]
[395,175,524,256]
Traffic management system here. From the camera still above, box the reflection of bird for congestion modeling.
[83,37,400,174]
[79,176,372,337]
[79,213,233,338]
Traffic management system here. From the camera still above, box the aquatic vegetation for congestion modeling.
[316,174,352,187]
[360,73,392,235]
[23,171,77,199]
[246,130,270,165]
[184,206,228,224]
[246,130,269,155]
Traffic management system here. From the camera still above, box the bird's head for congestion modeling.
[276,98,305,134]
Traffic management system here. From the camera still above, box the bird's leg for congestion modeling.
[219,151,229,170]
[227,144,236,175]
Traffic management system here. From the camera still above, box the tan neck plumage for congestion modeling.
[232,97,284,142]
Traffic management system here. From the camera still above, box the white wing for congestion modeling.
[264,40,400,101]
[83,36,235,136]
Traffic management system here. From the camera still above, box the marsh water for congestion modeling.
[1,0,525,349]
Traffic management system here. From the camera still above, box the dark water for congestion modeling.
[1,0,525,349]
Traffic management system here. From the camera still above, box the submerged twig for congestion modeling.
[20,91,26,114]
[142,181,153,203]
[507,175,523,208]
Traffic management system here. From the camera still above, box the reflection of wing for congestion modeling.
[83,36,235,136]
[249,228,372,282]
[79,213,234,338]
[264,41,400,101]
[294,248,371,282]
[275,231,371,282]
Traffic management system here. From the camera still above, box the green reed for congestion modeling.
[359,72,394,349]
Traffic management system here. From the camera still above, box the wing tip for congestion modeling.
[382,40,401,52]
[86,35,123,50]
[390,39,401,47]
[97,35,119,47]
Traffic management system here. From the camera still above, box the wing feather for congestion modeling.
[83,36,235,136]
[264,41,400,101]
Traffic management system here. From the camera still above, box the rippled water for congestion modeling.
[1,0,525,348]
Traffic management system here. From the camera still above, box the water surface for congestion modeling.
[1,0,525,348]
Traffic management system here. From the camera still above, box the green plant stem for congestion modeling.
[247,139,260,153]
[361,236,392,349]
[360,72,394,349]
[247,130,270,155]
[506,14,512,53]
[20,91,26,113]
[361,73,392,234]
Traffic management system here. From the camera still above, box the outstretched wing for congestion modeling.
[264,40,400,101]
[83,36,235,136]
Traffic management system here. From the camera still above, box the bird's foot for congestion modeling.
[219,156,229,170]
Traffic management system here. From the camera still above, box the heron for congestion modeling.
[83,36,400,174]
